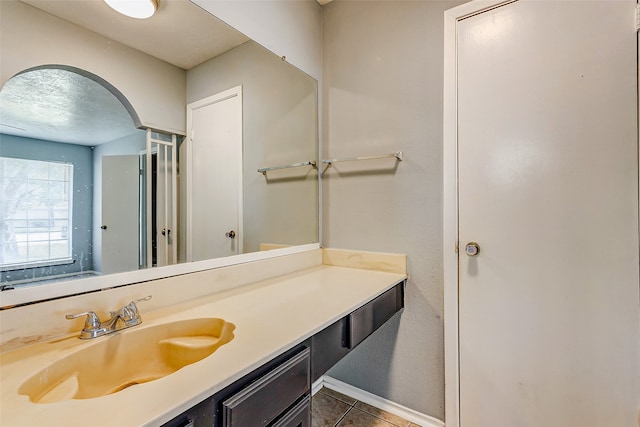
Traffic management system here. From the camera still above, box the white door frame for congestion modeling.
[145,130,178,268]
[185,86,243,261]
[443,1,640,426]
[443,2,516,424]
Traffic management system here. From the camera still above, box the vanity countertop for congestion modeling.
[0,251,406,427]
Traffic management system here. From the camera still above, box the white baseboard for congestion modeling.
[312,376,445,427]
[311,376,325,396]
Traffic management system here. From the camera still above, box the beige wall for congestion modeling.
[0,0,186,135]
[322,0,467,420]
[186,41,318,253]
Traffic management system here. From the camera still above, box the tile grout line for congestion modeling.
[318,379,433,426]
[320,390,357,427]
[332,406,352,427]
[330,396,405,427]
[319,389,357,407]
[316,387,412,427]
[355,404,404,427]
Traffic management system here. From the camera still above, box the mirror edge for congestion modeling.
[0,243,320,309]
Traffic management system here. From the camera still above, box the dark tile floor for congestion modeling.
[311,387,421,427]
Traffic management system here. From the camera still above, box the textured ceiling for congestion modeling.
[0,68,138,146]
[1,0,250,145]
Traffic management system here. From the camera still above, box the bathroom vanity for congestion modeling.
[0,248,407,426]
[163,282,404,427]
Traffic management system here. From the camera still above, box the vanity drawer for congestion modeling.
[271,396,311,427]
[347,281,405,349]
[312,280,405,381]
[222,347,310,427]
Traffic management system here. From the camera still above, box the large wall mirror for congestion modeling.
[0,0,319,304]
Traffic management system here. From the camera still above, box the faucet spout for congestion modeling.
[101,312,125,332]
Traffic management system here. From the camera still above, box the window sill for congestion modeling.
[0,258,75,272]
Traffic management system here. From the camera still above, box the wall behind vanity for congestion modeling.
[322,1,467,420]
[198,0,470,420]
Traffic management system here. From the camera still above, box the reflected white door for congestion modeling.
[187,86,243,261]
[457,1,639,426]
[153,139,178,268]
[101,155,139,274]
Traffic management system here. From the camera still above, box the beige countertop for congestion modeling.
[0,260,406,426]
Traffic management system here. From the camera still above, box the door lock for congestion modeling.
[225,230,236,239]
[465,242,480,257]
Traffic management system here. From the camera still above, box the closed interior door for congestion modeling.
[187,87,243,261]
[153,141,177,267]
[457,1,639,426]
[101,155,139,274]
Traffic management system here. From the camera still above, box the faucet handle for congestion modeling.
[65,311,101,330]
[122,295,152,323]
[132,295,152,305]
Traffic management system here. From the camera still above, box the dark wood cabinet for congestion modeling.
[162,280,405,427]
[222,348,310,427]
[311,316,350,382]
[161,344,311,427]
[271,396,311,427]
[312,281,405,381]
[161,396,216,427]
[347,282,404,349]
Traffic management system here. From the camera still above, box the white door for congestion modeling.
[186,86,243,261]
[457,1,639,426]
[101,155,139,274]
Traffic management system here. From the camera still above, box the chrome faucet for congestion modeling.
[65,296,152,339]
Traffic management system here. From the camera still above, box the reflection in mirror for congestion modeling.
[185,40,319,262]
[0,0,318,296]
[1,67,148,285]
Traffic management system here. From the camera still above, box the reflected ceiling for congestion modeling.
[0,69,137,145]
[18,0,249,70]
[2,0,252,146]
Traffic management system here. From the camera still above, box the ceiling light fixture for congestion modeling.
[104,0,158,19]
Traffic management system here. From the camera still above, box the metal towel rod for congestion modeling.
[322,151,403,166]
[258,161,317,175]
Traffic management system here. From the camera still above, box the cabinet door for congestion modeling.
[222,347,310,427]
